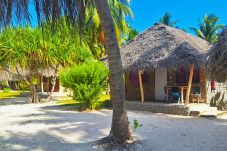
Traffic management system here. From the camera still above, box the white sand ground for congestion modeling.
[0,97,227,151]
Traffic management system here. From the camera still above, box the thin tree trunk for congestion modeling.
[30,83,39,103]
[47,77,56,101]
[94,0,131,142]
[47,65,59,101]
[40,76,44,93]
[5,80,9,87]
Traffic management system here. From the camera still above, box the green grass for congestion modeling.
[56,94,110,105]
[56,99,78,105]
[55,94,111,110]
[99,94,110,102]
[0,91,21,99]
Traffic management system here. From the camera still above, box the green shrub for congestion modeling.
[60,61,109,109]
[3,88,11,93]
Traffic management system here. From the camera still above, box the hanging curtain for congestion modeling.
[192,68,200,83]
[142,71,149,83]
[130,71,140,87]
[176,66,187,84]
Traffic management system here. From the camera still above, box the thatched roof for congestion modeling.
[0,70,14,81]
[120,24,211,71]
[206,27,227,82]
[0,67,58,81]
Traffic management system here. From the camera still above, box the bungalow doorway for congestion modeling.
[155,69,167,101]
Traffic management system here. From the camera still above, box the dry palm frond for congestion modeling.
[0,0,87,28]
[206,27,227,82]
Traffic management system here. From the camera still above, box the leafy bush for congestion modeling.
[60,61,109,109]
[3,88,11,93]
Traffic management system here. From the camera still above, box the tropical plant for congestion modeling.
[0,25,91,103]
[159,12,178,27]
[40,17,92,100]
[0,26,48,103]
[125,27,139,42]
[0,0,132,143]
[190,14,224,44]
[60,61,109,109]
[84,0,133,58]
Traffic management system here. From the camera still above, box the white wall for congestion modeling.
[155,69,167,101]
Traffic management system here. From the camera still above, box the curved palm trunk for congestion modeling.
[94,0,131,142]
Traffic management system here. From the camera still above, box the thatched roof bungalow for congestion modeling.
[207,27,227,82]
[0,67,61,92]
[0,70,14,82]
[120,24,225,105]
[121,24,210,70]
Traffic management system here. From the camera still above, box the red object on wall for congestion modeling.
[211,80,217,91]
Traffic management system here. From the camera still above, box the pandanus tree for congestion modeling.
[0,0,132,142]
[0,25,90,103]
[0,26,55,103]
[190,14,224,44]
[41,18,92,100]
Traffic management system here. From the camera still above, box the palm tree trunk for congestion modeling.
[94,0,131,142]
[40,76,44,93]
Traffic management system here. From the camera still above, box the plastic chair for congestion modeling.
[169,87,180,104]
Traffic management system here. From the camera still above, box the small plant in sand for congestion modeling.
[129,119,143,132]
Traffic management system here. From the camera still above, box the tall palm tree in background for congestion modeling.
[85,0,133,58]
[0,0,131,142]
[190,14,224,44]
[125,27,139,42]
[159,12,178,27]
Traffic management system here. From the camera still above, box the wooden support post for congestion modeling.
[185,64,194,106]
[138,70,144,104]
[40,76,44,93]
[180,86,184,104]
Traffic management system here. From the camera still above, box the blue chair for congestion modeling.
[169,87,180,104]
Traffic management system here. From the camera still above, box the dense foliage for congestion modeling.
[59,61,109,109]
[0,24,92,102]
[83,0,133,58]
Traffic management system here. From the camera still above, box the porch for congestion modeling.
[126,101,222,116]
[125,65,208,106]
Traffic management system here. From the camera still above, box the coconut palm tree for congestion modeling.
[84,0,133,58]
[0,0,132,142]
[190,14,224,44]
[159,12,178,27]
[94,0,132,142]
[126,27,139,42]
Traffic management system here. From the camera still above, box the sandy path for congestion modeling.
[0,98,227,151]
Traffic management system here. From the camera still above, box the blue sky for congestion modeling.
[128,0,227,33]
[28,0,227,34]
